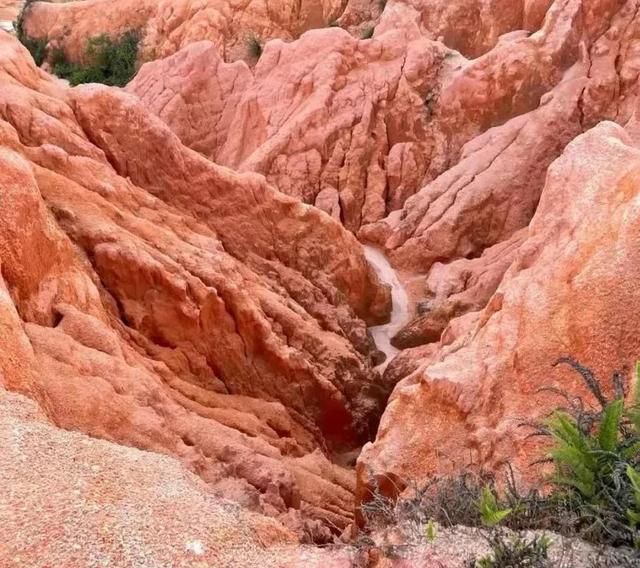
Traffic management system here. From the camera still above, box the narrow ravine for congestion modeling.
[363,245,410,369]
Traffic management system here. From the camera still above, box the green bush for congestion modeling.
[15,0,48,65]
[540,359,640,547]
[52,30,140,87]
[358,359,640,561]
[21,36,48,66]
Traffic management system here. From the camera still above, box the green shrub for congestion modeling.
[477,486,512,528]
[15,0,48,65]
[539,359,640,547]
[52,30,139,87]
[21,36,48,65]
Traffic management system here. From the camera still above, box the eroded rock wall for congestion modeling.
[0,30,392,539]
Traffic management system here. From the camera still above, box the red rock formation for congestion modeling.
[352,0,640,351]
[7,0,640,558]
[128,29,442,231]
[385,0,555,58]
[0,0,20,24]
[359,121,640,495]
[22,0,357,63]
[391,229,527,349]
[125,0,627,240]
[0,30,392,539]
[355,0,640,502]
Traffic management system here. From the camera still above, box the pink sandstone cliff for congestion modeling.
[3,0,640,563]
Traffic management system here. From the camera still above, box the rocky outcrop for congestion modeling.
[19,0,638,245]
[8,0,640,558]
[391,229,527,349]
[0,30,393,539]
[357,0,640,502]
[22,0,362,64]
[20,0,577,236]
[128,30,443,232]
[0,0,20,26]
[353,0,640,350]
[358,121,640,496]
[125,0,626,240]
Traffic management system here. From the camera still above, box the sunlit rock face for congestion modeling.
[359,123,640,499]
[21,0,364,63]
[357,0,640,503]
[6,0,640,555]
[0,30,395,540]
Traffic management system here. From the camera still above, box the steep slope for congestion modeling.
[127,0,607,238]
[0,388,294,566]
[358,121,640,497]
[0,29,392,539]
[21,0,370,64]
[8,0,640,553]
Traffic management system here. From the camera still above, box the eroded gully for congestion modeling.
[363,245,410,370]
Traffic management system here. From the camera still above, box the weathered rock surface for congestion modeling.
[357,0,640,350]
[353,0,640,511]
[359,121,640,496]
[0,29,393,539]
[20,0,590,240]
[8,0,640,560]
[22,0,359,64]
[128,29,443,232]
[391,230,527,349]
[127,0,625,240]
[0,0,19,22]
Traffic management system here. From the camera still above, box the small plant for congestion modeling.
[21,36,48,65]
[424,519,437,543]
[477,486,512,528]
[361,26,375,40]
[474,533,551,568]
[15,0,49,65]
[356,359,640,565]
[51,30,140,86]
[246,33,263,59]
[540,358,640,546]
[473,484,550,567]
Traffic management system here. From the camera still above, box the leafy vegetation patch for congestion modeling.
[14,0,48,65]
[358,359,640,565]
[51,31,140,87]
